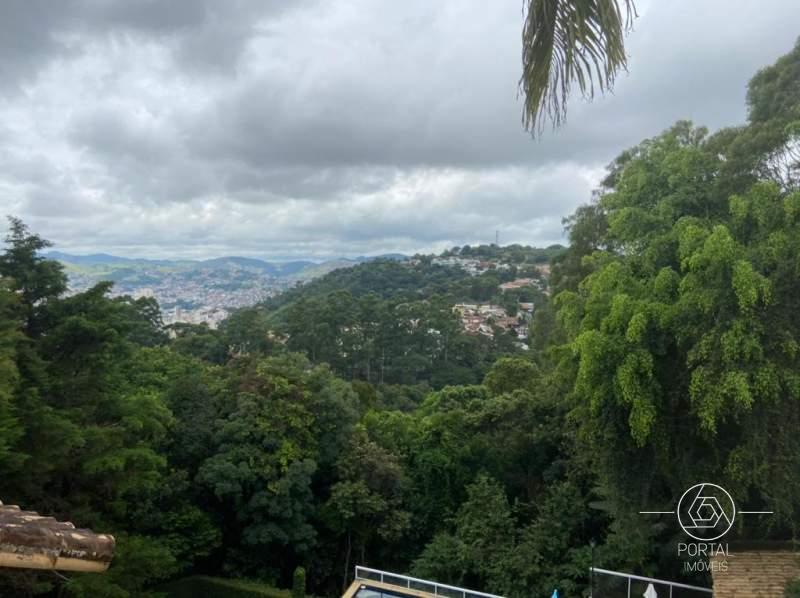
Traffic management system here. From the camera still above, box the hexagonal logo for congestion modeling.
[677,483,736,541]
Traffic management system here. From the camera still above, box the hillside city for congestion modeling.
[57,251,552,343]
[58,255,371,328]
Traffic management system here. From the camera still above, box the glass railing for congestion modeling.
[590,567,713,597]
[354,566,506,598]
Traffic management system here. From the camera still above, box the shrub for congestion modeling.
[292,567,306,598]
[159,576,289,598]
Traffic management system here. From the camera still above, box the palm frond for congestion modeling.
[520,0,637,133]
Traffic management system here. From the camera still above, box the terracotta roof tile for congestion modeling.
[0,500,115,572]
[711,550,800,597]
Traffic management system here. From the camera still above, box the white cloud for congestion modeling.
[0,0,797,258]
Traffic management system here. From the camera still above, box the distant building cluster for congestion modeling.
[163,305,230,328]
[453,302,533,349]
[499,277,537,291]
[67,269,285,329]
[532,263,550,277]
[62,252,554,331]
[430,256,512,275]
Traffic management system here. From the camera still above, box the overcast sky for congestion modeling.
[0,0,797,259]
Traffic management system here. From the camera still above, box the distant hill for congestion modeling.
[45,251,406,272]
[259,244,557,318]
[45,251,192,268]
[45,251,141,266]
[44,251,410,299]
[357,253,407,262]
[197,256,316,276]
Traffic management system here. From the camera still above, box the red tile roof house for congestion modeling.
[0,500,115,573]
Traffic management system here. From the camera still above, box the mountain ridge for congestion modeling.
[44,251,407,271]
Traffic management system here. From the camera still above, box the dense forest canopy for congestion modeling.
[0,38,798,598]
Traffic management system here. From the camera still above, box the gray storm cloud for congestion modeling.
[0,0,797,258]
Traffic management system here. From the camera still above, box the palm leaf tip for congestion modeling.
[520,0,637,134]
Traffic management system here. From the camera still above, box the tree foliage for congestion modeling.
[521,0,636,132]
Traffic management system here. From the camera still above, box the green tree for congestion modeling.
[0,217,66,330]
[0,221,211,596]
[170,322,228,364]
[483,357,539,396]
[197,354,359,577]
[324,429,410,590]
[292,566,306,598]
[554,57,800,557]
[219,307,274,356]
[0,282,23,468]
[504,480,594,598]
[413,475,513,592]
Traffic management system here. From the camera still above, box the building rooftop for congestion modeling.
[711,549,800,597]
[0,500,115,572]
